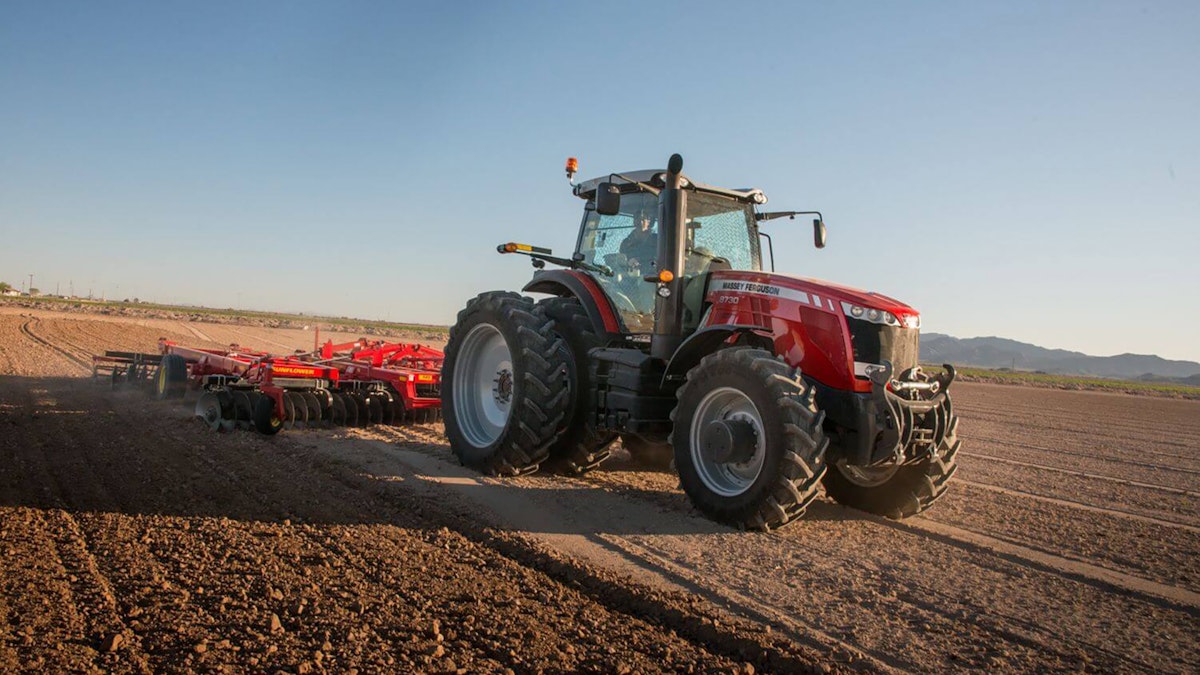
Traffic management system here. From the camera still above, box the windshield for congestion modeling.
[575,190,761,333]
[576,192,660,332]
[682,191,762,275]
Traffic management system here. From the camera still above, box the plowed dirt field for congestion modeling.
[1,307,1197,674]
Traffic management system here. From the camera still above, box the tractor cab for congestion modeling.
[574,184,763,335]
[570,170,767,338]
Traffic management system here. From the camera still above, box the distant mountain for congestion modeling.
[922,334,1200,380]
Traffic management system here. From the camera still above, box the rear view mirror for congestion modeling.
[595,182,621,216]
[813,219,827,249]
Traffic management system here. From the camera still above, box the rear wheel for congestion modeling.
[442,291,569,475]
[672,348,828,530]
[540,296,617,474]
[822,397,960,519]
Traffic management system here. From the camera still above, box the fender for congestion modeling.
[662,324,772,383]
[523,269,624,340]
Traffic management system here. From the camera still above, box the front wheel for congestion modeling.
[822,401,960,519]
[671,348,828,530]
[442,292,570,475]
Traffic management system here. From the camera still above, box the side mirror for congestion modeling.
[813,218,827,249]
[595,182,621,216]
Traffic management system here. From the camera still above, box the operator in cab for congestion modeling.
[620,211,658,272]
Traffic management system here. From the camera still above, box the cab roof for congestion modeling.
[572,169,767,205]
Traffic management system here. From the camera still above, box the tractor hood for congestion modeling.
[707,270,920,323]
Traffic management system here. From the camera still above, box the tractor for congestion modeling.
[441,153,959,530]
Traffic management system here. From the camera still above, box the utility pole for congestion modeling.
[28,273,34,294]
[56,282,60,296]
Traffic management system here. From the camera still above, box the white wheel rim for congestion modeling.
[688,386,765,497]
[453,323,513,448]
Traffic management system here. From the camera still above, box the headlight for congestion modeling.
[841,302,917,328]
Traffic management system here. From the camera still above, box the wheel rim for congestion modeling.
[688,387,766,497]
[453,323,513,448]
[195,392,222,431]
[837,462,901,487]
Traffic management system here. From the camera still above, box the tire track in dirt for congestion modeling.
[35,379,825,672]
[378,420,1200,602]
[18,319,92,374]
[0,385,154,673]
[957,402,1200,437]
[971,434,1200,477]
[962,451,1200,498]
[344,432,1188,672]
[889,516,1200,615]
[182,434,826,674]
[954,478,1200,533]
[559,454,1200,610]
[324,439,901,673]
[529,450,1198,671]
[957,406,1199,451]
[176,322,215,343]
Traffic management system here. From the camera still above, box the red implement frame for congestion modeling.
[310,339,443,415]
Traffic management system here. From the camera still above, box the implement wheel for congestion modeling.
[155,354,187,400]
[194,392,224,431]
[366,394,384,425]
[330,394,347,426]
[302,393,323,428]
[823,396,960,519]
[253,395,284,435]
[281,394,297,430]
[290,393,310,429]
[347,393,369,427]
[341,394,359,426]
[379,391,396,425]
[232,391,253,429]
[540,296,617,474]
[442,291,569,476]
[672,348,828,530]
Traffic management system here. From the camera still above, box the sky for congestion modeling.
[1,1,1197,361]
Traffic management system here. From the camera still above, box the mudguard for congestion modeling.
[523,269,624,341]
[662,324,771,383]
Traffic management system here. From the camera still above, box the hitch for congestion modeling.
[858,361,956,466]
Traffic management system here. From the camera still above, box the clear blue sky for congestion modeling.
[2,1,1197,360]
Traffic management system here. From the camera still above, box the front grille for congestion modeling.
[416,382,441,398]
[847,318,919,374]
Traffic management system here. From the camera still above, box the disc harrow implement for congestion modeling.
[93,336,444,435]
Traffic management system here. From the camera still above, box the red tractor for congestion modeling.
[442,154,959,530]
